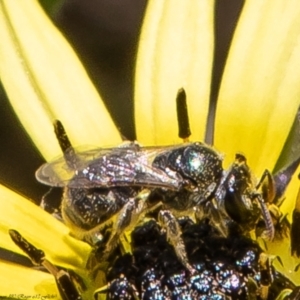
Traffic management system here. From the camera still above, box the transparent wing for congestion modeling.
[35,143,192,189]
[35,147,113,187]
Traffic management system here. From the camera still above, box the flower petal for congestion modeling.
[262,238,300,285]
[135,0,214,145]
[281,164,300,221]
[0,184,91,273]
[0,261,59,298]
[215,0,300,174]
[0,0,121,161]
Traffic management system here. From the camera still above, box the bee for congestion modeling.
[4,89,297,300]
[36,121,223,273]
[36,89,276,275]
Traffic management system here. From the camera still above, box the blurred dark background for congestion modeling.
[0,0,249,202]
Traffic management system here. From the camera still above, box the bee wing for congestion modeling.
[36,143,191,189]
[36,156,73,187]
[35,147,116,187]
[70,144,190,189]
[109,144,192,190]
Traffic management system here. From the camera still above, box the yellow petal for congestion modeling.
[135,0,214,145]
[262,238,300,285]
[0,0,121,161]
[0,261,60,299]
[215,0,300,174]
[281,164,300,221]
[0,184,91,273]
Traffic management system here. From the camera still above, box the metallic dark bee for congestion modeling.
[37,126,223,273]
[36,89,276,275]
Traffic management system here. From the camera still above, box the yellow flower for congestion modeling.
[0,0,299,299]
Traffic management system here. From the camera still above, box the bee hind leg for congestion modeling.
[103,189,151,259]
[158,210,195,274]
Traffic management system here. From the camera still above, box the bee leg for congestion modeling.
[158,210,195,274]
[9,229,83,300]
[195,199,229,237]
[256,194,275,241]
[253,170,276,240]
[256,169,276,204]
[40,187,63,221]
[103,189,151,258]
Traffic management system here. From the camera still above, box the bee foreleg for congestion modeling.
[256,169,275,204]
[256,194,275,241]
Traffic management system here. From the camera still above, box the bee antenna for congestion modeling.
[176,88,191,142]
[54,120,79,170]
